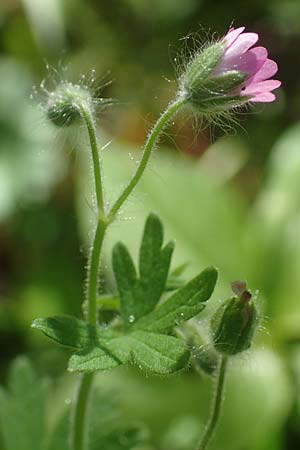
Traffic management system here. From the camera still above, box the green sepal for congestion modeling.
[188,71,249,112]
[133,267,218,333]
[203,71,248,93]
[181,40,251,113]
[183,42,225,91]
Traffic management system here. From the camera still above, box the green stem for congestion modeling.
[71,106,107,450]
[79,105,105,217]
[107,97,187,222]
[71,97,186,450]
[71,373,94,450]
[87,219,107,325]
[197,355,228,450]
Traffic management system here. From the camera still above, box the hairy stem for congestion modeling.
[107,97,187,221]
[87,219,107,325]
[71,106,107,450]
[79,105,105,217]
[197,355,228,450]
[70,373,94,450]
[71,97,186,450]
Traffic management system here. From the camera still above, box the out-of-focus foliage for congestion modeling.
[0,357,148,450]
[0,0,300,449]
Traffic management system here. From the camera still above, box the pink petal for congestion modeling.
[252,59,278,82]
[224,27,245,48]
[224,33,259,59]
[251,92,276,102]
[243,79,281,95]
[249,46,268,61]
[216,50,259,75]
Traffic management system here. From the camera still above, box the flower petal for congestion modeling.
[252,59,278,82]
[251,92,276,102]
[248,46,268,61]
[243,79,281,95]
[224,27,245,48]
[224,32,259,59]
[216,50,259,75]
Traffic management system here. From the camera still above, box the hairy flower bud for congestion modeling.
[211,281,258,355]
[179,26,281,113]
[46,82,92,127]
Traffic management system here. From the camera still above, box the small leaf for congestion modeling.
[112,214,174,327]
[128,331,189,374]
[32,315,128,373]
[32,315,99,349]
[138,214,174,316]
[139,213,164,277]
[112,242,137,326]
[133,267,218,333]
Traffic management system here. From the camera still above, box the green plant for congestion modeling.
[0,25,282,450]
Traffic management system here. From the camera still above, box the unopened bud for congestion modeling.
[46,82,92,127]
[211,281,258,355]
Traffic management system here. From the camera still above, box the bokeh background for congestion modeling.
[0,1,300,449]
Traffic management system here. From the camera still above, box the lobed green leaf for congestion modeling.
[113,213,174,327]
[128,331,190,374]
[32,315,107,349]
[133,267,218,333]
[68,347,122,372]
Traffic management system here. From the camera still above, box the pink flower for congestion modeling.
[216,26,281,102]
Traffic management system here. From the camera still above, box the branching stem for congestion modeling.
[71,97,186,450]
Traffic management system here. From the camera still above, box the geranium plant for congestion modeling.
[25,25,280,450]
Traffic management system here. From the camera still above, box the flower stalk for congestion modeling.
[70,103,106,450]
[196,355,228,450]
[107,97,187,221]
[78,105,105,218]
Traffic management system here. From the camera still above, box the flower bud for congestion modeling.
[211,281,258,355]
[179,27,281,113]
[46,82,92,127]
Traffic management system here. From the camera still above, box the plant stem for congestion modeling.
[87,219,107,325]
[70,373,94,450]
[71,105,107,450]
[79,105,105,217]
[107,97,187,222]
[71,97,186,450]
[196,355,228,450]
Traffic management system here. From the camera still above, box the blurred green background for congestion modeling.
[0,0,300,449]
